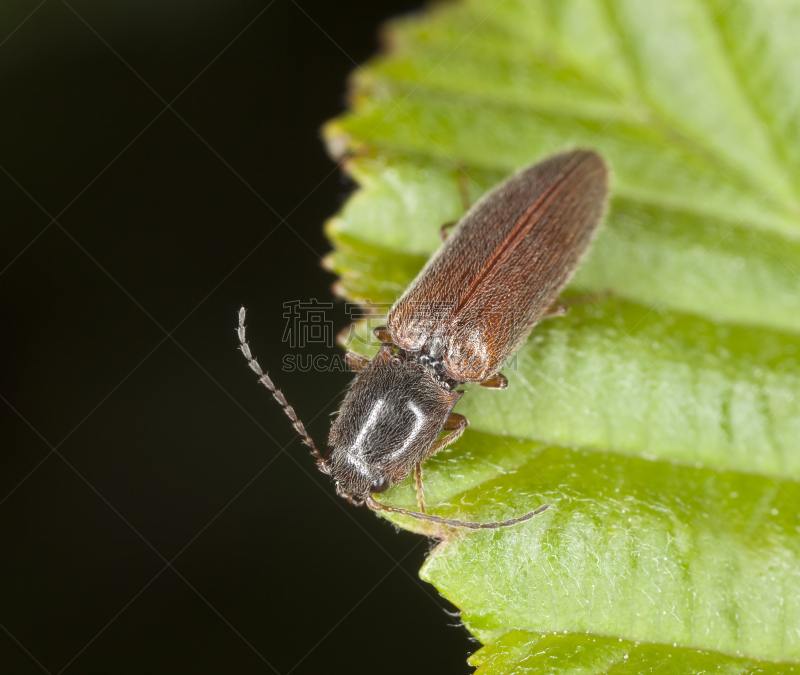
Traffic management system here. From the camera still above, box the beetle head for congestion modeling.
[326,345,461,499]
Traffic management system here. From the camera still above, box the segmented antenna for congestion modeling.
[366,496,550,530]
[238,307,549,532]
[237,307,328,473]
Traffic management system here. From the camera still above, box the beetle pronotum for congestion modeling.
[239,149,609,529]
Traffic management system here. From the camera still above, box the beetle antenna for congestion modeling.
[365,496,549,530]
[237,307,328,473]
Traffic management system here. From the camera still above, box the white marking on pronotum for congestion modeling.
[346,398,386,476]
[391,402,425,459]
[345,454,371,477]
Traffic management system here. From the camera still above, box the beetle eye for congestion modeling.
[370,477,390,494]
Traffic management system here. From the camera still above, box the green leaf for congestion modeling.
[322,0,800,670]
[468,631,799,674]
[412,439,800,659]
[460,298,800,480]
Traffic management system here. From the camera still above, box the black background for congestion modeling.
[0,0,477,672]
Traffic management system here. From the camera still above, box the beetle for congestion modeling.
[238,149,609,529]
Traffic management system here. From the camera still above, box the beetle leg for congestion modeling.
[439,221,456,242]
[542,302,569,318]
[372,325,395,345]
[414,463,426,513]
[543,290,614,319]
[425,414,468,456]
[479,373,508,389]
[419,414,470,471]
[442,412,468,431]
[413,413,469,513]
[345,350,371,373]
